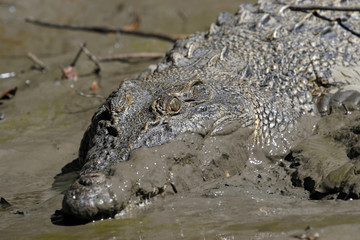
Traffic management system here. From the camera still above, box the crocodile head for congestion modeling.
[78,70,256,174]
[61,68,256,221]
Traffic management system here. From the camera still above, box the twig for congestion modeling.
[79,43,101,74]
[312,11,360,38]
[75,90,104,98]
[290,5,360,38]
[70,44,84,67]
[335,18,360,38]
[65,42,101,77]
[98,52,165,62]
[25,17,179,43]
[289,5,360,12]
[27,52,47,71]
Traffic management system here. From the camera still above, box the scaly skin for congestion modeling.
[61,0,360,221]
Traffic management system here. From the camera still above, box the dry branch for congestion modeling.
[290,5,360,38]
[25,17,179,43]
[27,52,47,71]
[79,43,101,74]
[98,52,165,62]
[289,5,360,12]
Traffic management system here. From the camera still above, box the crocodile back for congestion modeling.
[143,0,360,145]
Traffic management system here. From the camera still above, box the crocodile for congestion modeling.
[59,0,360,222]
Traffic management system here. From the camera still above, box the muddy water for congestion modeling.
[1,0,360,239]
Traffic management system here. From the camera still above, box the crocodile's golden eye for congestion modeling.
[167,97,181,113]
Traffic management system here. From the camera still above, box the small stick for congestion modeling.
[67,43,101,75]
[290,5,360,38]
[79,43,101,74]
[75,90,104,98]
[27,52,47,71]
[98,52,165,62]
[25,17,179,43]
[289,5,360,12]
[70,45,84,67]
[311,11,360,38]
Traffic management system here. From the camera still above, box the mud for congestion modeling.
[287,112,360,200]
[1,0,360,239]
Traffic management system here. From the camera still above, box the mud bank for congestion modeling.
[1,0,360,239]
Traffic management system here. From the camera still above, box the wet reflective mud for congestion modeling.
[1,0,360,239]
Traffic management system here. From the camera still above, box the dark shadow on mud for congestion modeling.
[51,209,92,226]
[50,158,87,226]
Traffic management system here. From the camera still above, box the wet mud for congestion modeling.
[1,0,360,239]
[287,112,360,200]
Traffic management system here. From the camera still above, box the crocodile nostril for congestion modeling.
[107,126,120,137]
[78,173,106,186]
[94,107,111,122]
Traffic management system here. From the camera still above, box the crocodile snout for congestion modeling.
[62,173,119,221]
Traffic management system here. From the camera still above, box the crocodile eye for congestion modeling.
[167,97,181,113]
